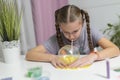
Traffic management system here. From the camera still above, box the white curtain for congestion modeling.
[17,0,36,55]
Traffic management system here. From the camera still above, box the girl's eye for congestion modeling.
[73,30,78,33]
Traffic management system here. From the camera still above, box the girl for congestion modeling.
[26,5,120,68]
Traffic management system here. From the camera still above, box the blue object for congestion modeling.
[1,77,12,80]
[39,76,50,80]
[32,76,49,80]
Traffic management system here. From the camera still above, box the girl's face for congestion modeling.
[60,19,82,41]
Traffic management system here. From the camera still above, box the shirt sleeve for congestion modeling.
[42,34,59,55]
[91,27,105,47]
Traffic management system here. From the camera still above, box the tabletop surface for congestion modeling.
[0,55,120,80]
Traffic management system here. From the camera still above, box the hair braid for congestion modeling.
[81,9,94,52]
[55,10,64,49]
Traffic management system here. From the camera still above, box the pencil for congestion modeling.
[106,58,110,79]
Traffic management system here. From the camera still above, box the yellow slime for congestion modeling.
[59,55,79,65]
[58,55,91,70]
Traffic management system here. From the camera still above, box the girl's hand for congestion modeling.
[50,55,67,68]
[69,53,98,68]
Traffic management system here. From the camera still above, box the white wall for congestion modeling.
[68,0,120,31]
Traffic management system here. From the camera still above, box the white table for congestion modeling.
[0,55,120,80]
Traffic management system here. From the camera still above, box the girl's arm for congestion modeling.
[25,45,67,68]
[96,37,120,60]
[26,45,53,62]
[69,37,120,68]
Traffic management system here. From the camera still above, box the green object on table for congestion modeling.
[26,67,42,78]
[114,67,120,72]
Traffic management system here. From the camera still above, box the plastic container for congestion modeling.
[58,45,80,65]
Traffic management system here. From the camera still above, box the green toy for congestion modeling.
[26,67,42,78]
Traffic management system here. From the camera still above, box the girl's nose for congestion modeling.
[68,34,75,41]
